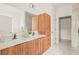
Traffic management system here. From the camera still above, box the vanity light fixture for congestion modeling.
[30,3,35,9]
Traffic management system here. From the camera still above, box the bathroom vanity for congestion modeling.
[0,35,50,55]
[0,13,51,55]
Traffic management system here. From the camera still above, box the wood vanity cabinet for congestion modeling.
[0,36,50,55]
[32,13,51,53]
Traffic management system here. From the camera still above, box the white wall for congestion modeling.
[71,4,79,47]
[0,4,25,33]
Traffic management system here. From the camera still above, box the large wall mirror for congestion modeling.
[24,12,34,31]
[0,15,12,34]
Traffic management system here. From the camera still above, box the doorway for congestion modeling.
[59,16,71,46]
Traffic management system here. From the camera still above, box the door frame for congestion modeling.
[59,16,72,42]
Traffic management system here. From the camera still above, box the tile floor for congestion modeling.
[43,40,79,55]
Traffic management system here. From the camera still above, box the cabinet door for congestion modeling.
[14,44,23,55]
[14,41,34,55]
[38,13,51,35]
[34,37,50,55]
[41,37,48,53]
[44,13,51,36]
[22,42,29,55]
[40,36,51,53]
[32,16,38,31]
[38,14,45,34]
[1,48,9,55]
[1,46,15,55]
[27,40,35,55]
[0,50,1,55]
[22,40,35,55]
[1,44,24,55]
[34,38,42,55]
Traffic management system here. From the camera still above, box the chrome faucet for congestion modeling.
[13,33,17,39]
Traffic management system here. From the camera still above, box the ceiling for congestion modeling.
[6,3,72,8]
[5,3,72,14]
[52,3,72,7]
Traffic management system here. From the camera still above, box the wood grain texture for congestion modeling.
[0,50,1,54]
[0,37,50,55]
[32,13,51,35]
[1,46,15,55]
[38,13,51,36]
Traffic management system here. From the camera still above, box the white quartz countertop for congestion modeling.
[0,35,45,50]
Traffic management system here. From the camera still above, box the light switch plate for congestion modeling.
[78,29,79,34]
